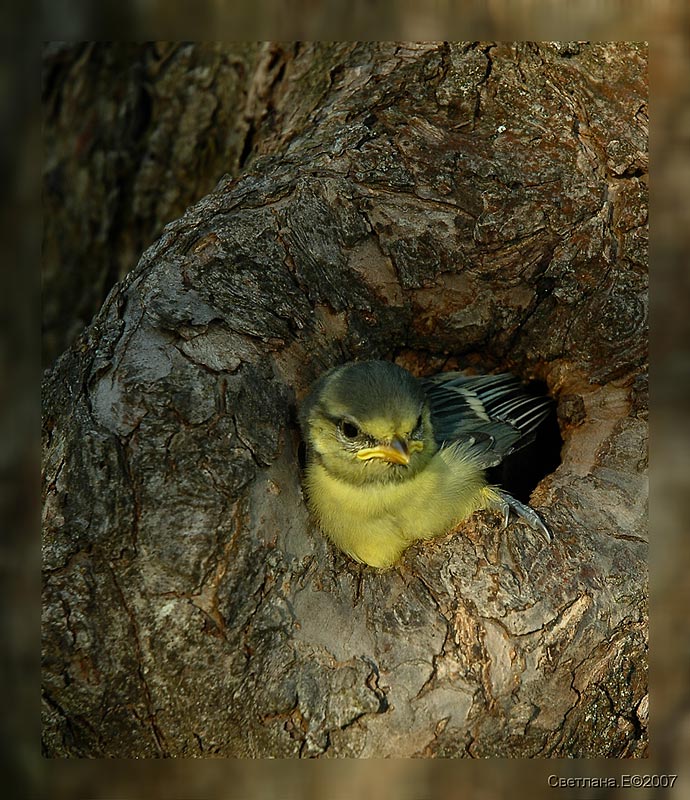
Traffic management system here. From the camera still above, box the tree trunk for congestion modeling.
[42,41,278,367]
[42,41,648,758]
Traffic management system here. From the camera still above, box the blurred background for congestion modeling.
[4,0,685,797]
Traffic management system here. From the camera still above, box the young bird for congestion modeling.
[299,360,553,569]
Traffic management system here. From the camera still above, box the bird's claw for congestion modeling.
[494,489,552,543]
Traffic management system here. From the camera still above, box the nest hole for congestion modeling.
[486,378,563,503]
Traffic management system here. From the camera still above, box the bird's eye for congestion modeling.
[339,420,360,439]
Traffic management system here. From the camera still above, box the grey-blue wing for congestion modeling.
[422,372,552,469]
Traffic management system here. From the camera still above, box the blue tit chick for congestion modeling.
[299,360,553,569]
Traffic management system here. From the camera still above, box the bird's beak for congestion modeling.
[356,437,411,465]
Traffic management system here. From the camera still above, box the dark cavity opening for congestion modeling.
[486,378,563,504]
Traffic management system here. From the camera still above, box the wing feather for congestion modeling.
[422,372,552,469]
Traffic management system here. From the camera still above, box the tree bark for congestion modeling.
[42,41,648,758]
[42,41,281,366]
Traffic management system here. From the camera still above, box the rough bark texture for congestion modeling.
[42,41,283,366]
[42,42,648,758]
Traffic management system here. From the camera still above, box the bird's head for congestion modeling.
[300,361,437,485]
